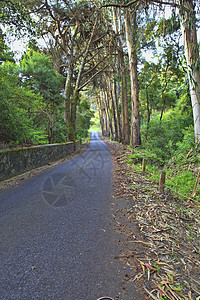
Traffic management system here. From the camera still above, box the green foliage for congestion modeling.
[76,99,95,139]
[127,105,199,201]
[0,28,15,62]
[0,48,67,146]
[141,109,193,163]
[20,49,64,107]
[0,0,36,36]
[139,59,186,126]
[174,125,195,157]
[90,112,101,131]
[20,49,67,144]
[53,119,68,143]
[165,168,197,199]
[0,61,47,144]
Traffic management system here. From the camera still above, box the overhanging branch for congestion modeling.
[101,0,140,8]
[78,64,109,91]
[82,57,106,77]
[101,0,183,11]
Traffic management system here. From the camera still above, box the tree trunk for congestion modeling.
[121,61,130,145]
[145,73,155,132]
[63,14,100,142]
[113,7,130,144]
[113,79,122,142]
[62,21,79,142]
[102,87,114,139]
[146,85,151,131]
[179,0,200,143]
[107,74,118,141]
[69,100,77,143]
[96,94,105,135]
[63,65,73,141]
[124,9,141,147]
[100,90,109,136]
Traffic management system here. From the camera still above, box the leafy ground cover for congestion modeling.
[104,137,200,300]
[126,145,200,203]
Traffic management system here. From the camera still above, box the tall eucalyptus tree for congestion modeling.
[112,7,129,144]
[102,1,143,147]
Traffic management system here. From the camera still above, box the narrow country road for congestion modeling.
[0,132,140,299]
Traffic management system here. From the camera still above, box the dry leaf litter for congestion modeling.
[104,138,200,300]
[1,138,200,299]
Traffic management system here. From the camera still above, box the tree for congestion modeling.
[102,1,143,146]
[21,0,113,142]
[112,7,129,144]
[76,98,95,139]
[0,29,15,62]
[143,0,200,143]
[179,0,200,143]
[124,7,141,146]
[139,62,160,130]
[0,0,36,36]
[20,49,65,143]
[0,62,45,144]
[102,0,200,146]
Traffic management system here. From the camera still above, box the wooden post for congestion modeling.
[142,158,146,172]
[190,168,200,199]
[159,171,166,194]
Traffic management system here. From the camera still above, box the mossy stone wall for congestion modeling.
[0,141,81,181]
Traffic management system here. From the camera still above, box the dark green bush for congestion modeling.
[141,109,193,163]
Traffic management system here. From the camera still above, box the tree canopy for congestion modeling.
[0,0,199,151]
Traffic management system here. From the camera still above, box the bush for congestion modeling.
[76,99,94,139]
[142,109,193,163]
[175,125,195,155]
[0,62,46,145]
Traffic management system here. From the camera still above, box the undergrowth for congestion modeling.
[126,146,200,203]
[126,118,200,203]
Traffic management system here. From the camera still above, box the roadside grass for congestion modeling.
[125,147,200,204]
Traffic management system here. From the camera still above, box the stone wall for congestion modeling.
[0,141,81,181]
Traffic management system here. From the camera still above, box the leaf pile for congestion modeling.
[105,138,200,300]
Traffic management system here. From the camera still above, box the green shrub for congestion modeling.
[166,168,197,199]
[141,110,193,163]
[175,125,195,155]
[0,62,46,145]
[129,108,199,201]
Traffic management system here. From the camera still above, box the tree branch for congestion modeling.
[152,0,180,9]
[101,0,185,11]
[101,0,140,9]
[44,0,57,22]
[78,64,109,91]
[82,57,106,77]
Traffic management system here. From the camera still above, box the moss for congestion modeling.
[0,141,81,181]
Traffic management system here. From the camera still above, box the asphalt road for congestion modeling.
[0,132,137,300]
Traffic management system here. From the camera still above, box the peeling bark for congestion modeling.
[124,9,141,147]
[113,7,130,145]
[113,79,122,142]
[107,74,118,141]
[179,0,200,143]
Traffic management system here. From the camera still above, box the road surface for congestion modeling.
[0,132,140,299]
